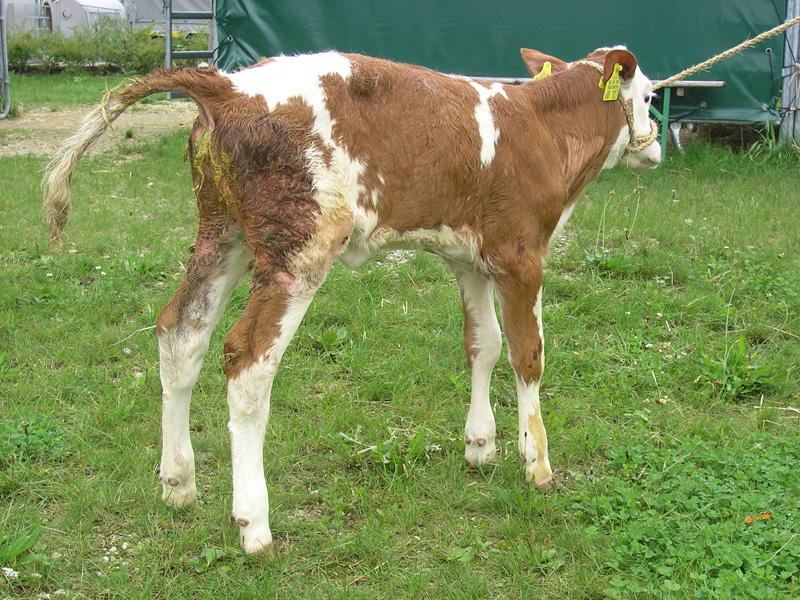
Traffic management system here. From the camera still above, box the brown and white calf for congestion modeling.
[43,46,660,555]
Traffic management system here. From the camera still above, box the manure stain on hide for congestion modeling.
[190,126,236,203]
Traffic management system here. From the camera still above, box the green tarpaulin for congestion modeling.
[216,1,786,123]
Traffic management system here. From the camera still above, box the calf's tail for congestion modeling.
[42,67,231,247]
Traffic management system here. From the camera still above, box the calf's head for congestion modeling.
[599,48,661,170]
[521,47,661,171]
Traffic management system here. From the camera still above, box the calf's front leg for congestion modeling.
[495,273,553,487]
[451,263,502,468]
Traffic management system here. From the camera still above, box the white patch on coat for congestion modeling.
[469,82,508,167]
[225,51,352,147]
[533,287,544,349]
[349,158,370,206]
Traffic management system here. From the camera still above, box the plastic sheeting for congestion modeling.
[216,1,787,123]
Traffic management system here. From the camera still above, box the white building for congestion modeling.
[5,0,126,37]
[4,1,210,37]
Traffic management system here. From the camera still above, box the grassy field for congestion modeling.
[1,76,799,599]
[6,71,174,114]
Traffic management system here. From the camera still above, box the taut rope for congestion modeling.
[653,14,800,90]
[568,14,800,153]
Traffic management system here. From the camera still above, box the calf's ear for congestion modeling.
[520,49,569,78]
[604,49,638,84]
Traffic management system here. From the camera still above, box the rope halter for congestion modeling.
[573,60,659,155]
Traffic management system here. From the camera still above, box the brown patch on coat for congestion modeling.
[325,55,486,230]
[223,283,292,378]
[198,94,320,287]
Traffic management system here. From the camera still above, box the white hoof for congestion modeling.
[160,475,197,508]
[235,515,274,556]
[464,434,497,468]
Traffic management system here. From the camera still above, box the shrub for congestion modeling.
[78,18,164,74]
[6,27,40,72]
[6,18,209,74]
[36,31,73,73]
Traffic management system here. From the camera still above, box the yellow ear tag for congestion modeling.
[600,63,623,101]
[532,61,552,81]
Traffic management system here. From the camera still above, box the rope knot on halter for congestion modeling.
[573,60,658,155]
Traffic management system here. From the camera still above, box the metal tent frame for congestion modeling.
[1,0,11,119]
[780,0,800,145]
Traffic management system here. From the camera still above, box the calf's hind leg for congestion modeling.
[157,239,251,508]
[223,281,315,555]
[224,217,351,555]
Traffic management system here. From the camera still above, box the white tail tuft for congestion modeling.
[42,96,130,247]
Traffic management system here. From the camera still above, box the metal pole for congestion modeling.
[165,0,173,70]
[165,0,173,99]
[0,0,10,119]
[780,0,800,146]
[209,0,217,64]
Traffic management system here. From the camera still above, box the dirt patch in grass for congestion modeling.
[0,101,198,157]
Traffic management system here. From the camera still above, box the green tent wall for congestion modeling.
[215,1,787,123]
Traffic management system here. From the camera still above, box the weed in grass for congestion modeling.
[746,121,779,162]
[447,535,500,563]
[0,521,47,567]
[191,545,250,574]
[307,326,349,359]
[120,252,165,277]
[0,420,68,466]
[326,421,439,477]
[0,352,18,383]
[698,335,774,401]
[583,247,639,276]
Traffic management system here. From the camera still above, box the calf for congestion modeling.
[43,46,660,555]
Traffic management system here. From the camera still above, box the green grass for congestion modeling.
[1,121,799,598]
[6,72,178,112]
[8,72,129,111]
